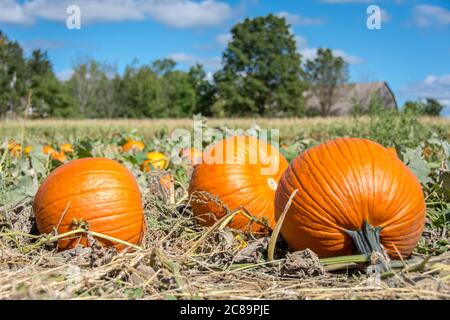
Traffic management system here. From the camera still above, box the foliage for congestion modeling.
[403,98,444,117]
[0,31,28,116]
[214,14,307,117]
[304,48,349,116]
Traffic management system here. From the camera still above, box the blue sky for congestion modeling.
[1,0,449,115]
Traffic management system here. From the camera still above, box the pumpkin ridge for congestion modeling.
[376,154,412,222]
[380,211,425,236]
[322,142,361,215]
[339,139,370,219]
[36,197,142,222]
[47,158,133,179]
[49,169,136,183]
[376,150,398,220]
[304,149,357,228]
[39,207,144,232]
[200,180,272,203]
[376,173,424,228]
[286,163,345,232]
[361,139,377,222]
[190,166,267,189]
[292,158,347,229]
[91,219,143,234]
[83,209,144,226]
[329,140,365,203]
[347,139,372,221]
[35,186,142,217]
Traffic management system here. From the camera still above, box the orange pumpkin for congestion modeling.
[141,151,169,171]
[122,140,145,153]
[189,136,288,232]
[181,147,202,165]
[33,158,145,251]
[275,138,426,259]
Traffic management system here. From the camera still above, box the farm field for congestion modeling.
[0,114,449,300]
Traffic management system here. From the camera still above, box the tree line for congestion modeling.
[0,15,443,119]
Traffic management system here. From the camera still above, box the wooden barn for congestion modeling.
[306,81,398,116]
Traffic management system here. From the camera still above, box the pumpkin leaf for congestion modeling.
[76,140,93,158]
[0,175,36,207]
[439,170,450,202]
[402,147,433,185]
[30,154,47,177]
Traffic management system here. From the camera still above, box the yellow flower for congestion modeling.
[51,151,66,163]
[43,145,56,155]
[24,146,32,155]
[59,143,74,153]
[8,140,22,157]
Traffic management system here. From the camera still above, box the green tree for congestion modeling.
[214,14,306,117]
[403,98,443,117]
[0,31,27,117]
[403,100,424,114]
[188,64,216,116]
[151,59,176,76]
[423,98,443,116]
[67,59,118,118]
[117,64,163,118]
[27,49,76,118]
[304,48,349,116]
[162,70,196,117]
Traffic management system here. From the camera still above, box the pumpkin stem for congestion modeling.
[345,221,390,272]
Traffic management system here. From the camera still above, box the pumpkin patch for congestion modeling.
[1,117,448,300]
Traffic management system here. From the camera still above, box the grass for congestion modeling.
[0,113,449,300]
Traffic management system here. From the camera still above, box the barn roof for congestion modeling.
[306,81,398,115]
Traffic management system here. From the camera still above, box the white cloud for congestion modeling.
[277,11,326,26]
[320,0,376,3]
[56,69,74,81]
[0,0,232,27]
[413,5,450,27]
[296,36,364,65]
[21,39,66,52]
[399,74,450,111]
[295,35,308,49]
[332,49,364,64]
[301,47,363,64]
[0,0,27,24]
[215,33,231,46]
[168,52,222,69]
[146,0,232,28]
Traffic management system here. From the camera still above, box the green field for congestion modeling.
[0,114,449,299]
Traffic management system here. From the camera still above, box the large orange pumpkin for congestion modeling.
[275,138,426,259]
[189,136,288,232]
[33,158,145,251]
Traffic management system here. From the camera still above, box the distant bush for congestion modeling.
[403,98,443,117]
